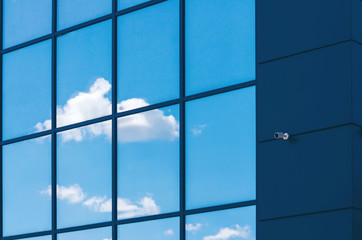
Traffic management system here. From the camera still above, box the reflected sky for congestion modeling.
[117,0,179,110]
[3,0,51,48]
[118,105,180,219]
[56,121,112,228]
[3,137,51,236]
[3,40,51,140]
[186,0,255,95]
[186,87,256,209]
[186,207,256,240]
[2,0,256,235]
[118,217,179,240]
[118,0,150,10]
[57,20,112,127]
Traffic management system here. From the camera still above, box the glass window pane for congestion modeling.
[58,227,111,240]
[3,40,51,140]
[186,87,255,209]
[57,121,112,228]
[118,105,179,219]
[118,217,179,240]
[4,0,52,48]
[57,21,112,127]
[58,0,112,30]
[185,0,255,95]
[3,137,51,236]
[186,207,256,240]
[118,0,150,10]
[117,0,179,112]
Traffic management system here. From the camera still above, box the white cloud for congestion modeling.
[186,223,202,232]
[164,229,174,236]
[82,195,160,219]
[35,78,179,143]
[191,124,207,136]
[41,184,86,204]
[203,225,252,240]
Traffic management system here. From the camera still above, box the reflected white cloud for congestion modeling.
[191,124,207,136]
[186,223,202,232]
[203,225,252,240]
[164,229,174,236]
[35,78,179,142]
[41,184,160,218]
[41,184,86,203]
[83,195,160,219]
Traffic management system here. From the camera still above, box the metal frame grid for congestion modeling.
[0,0,257,240]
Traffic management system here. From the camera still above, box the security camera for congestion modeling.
[274,132,289,140]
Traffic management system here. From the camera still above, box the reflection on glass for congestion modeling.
[185,0,255,95]
[118,0,150,10]
[58,227,111,240]
[57,20,112,127]
[117,0,179,111]
[118,217,179,240]
[3,137,51,236]
[118,105,179,219]
[57,121,112,228]
[186,207,256,240]
[4,0,51,48]
[186,87,255,209]
[58,0,112,30]
[3,40,51,140]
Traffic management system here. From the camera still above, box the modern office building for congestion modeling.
[0,0,360,240]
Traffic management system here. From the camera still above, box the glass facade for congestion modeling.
[0,0,255,240]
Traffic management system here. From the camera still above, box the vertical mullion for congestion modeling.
[112,1,118,240]
[51,0,57,239]
[179,0,186,239]
[0,0,3,238]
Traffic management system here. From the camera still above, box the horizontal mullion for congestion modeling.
[2,230,53,240]
[184,200,257,216]
[0,0,167,55]
[115,0,167,17]
[183,80,256,103]
[1,34,52,54]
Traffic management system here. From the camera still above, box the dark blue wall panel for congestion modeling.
[257,0,351,63]
[352,0,362,44]
[352,42,362,126]
[258,209,353,240]
[258,126,353,220]
[257,42,352,141]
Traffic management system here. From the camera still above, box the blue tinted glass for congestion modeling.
[185,0,255,95]
[3,137,51,236]
[58,0,112,30]
[186,87,255,209]
[118,0,150,10]
[118,105,179,219]
[117,0,179,112]
[57,121,112,228]
[118,217,179,240]
[4,0,52,48]
[186,207,256,240]
[58,227,111,240]
[3,40,51,140]
[57,21,112,127]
